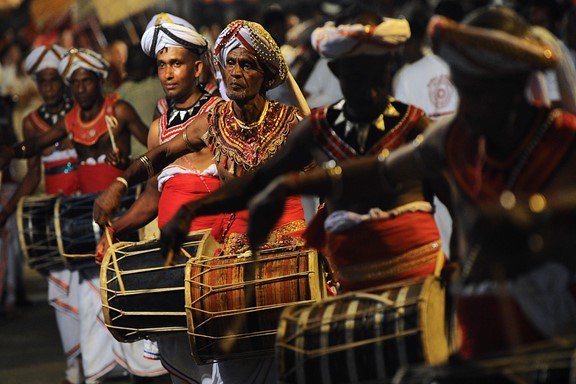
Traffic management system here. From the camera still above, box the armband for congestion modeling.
[183,128,203,152]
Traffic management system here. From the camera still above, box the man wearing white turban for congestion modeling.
[0,44,81,384]
[0,47,167,383]
[249,7,576,378]
[94,19,309,384]
[125,4,445,297]
[97,14,223,384]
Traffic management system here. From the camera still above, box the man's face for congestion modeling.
[223,47,266,103]
[331,55,391,123]
[451,69,527,136]
[36,68,65,108]
[70,68,101,110]
[156,47,201,101]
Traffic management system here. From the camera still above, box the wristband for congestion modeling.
[115,177,129,190]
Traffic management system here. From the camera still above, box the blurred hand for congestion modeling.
[0,145,15,170]
[247,176,289,249]
[95,233,111,265]
[93,181,126,226]
[106,148,130,170]
[160,205,194,259]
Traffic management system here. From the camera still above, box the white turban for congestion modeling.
[25,44,68,76]
[58,48,110,84]
[145,12,194,30]
[428,16,557,77]
[214,19,287,90]
[311,18,411,59]
[141,22,208,57]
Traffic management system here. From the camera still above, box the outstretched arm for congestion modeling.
[247,122,450,248]
[0,119,67,169]
[159,118,316,255]
[93,114,209,226]
[0,116,43,227]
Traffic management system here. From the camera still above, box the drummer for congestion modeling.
[147,2,447,294]
[0,48,167,382]
[96,13,223,384]
[93,19,308,384]
[248,6,576,362]
[0,44,82,384]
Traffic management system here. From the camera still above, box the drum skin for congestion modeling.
[276,276,449,384]
[185,246,326,364]
[100,229,219,342]
[17,194,63,274]
[54,185,141,259]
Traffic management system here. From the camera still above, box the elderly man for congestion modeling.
[249,6,576,366]
[94,19,307,383]
[96,15,223,384]
[137,8,446,294]
[94,19,307,254]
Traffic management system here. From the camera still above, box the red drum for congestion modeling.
[16,194,63,274]
[100,229,219,342]
[186,246,326,364]
[54,186,140,261]
[276,276,449,384]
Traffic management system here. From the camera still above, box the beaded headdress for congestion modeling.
[214,20,287,90]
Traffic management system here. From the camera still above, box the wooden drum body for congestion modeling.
[186,246,326,364]
[276,276,449,384]
[100,229,218,342]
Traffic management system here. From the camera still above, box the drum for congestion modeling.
[186,246,326,364]
[276,276,449,384]
[394,341,576,384]
[16,194,63,274]
[100,229,220,342]
[54,185,140,261]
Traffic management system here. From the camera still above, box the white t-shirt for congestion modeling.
[393,53,459,120]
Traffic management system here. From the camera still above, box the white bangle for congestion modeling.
[115,176,129,190]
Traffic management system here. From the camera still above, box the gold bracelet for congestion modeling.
[115,176,128,190]
[139,155,155,178]
[325,164,343,199]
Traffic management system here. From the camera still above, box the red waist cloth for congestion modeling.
[157,173,221,231]
[313,211,444,292]
[77,163,124,193]
[211,195,306,250]
[456,295,544,360]
[44,158,79,196]
[456,284,576,360]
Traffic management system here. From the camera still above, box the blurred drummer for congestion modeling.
[0,46,167,382]
[0,44,81,384]
[93,18,308,384]
[248,6,576,362]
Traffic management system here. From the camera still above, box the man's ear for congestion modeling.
[194,60,204,78]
